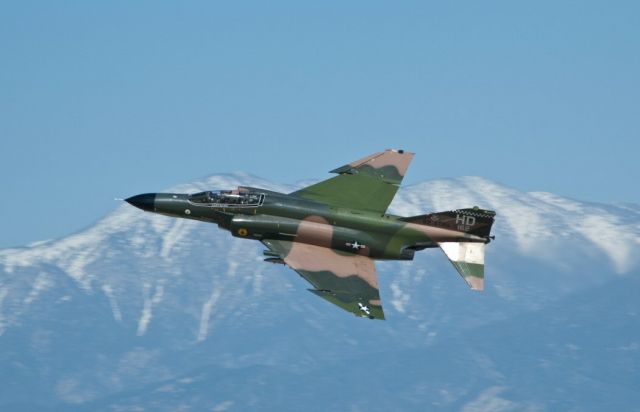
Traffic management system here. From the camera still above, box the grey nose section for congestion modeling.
[125,193,156,212]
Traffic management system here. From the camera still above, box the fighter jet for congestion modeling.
[126,149,496,320]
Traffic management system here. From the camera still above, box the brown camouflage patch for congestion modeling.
[295,216,333,248]
[285,243,379,291]
[347,149,414,177]
[466,276,484,290]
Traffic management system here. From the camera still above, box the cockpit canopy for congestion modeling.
[188,190,264,207]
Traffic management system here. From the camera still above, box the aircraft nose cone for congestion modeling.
[125,193,156,212]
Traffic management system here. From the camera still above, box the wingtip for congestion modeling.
[385,148,415,155]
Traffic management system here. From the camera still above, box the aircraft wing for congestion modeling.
[262,239,385,320]
[290,149,414,214]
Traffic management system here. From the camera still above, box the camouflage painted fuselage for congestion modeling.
[143,189,486,261]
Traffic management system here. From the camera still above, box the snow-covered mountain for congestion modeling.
[1,174,638,411]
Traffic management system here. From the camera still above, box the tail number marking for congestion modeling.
[456,214,476,231]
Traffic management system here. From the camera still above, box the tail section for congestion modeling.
[402,207,496,239]
[402,206,495,290]
[438,242,485,290]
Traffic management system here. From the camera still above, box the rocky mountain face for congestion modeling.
[1,174,638,411]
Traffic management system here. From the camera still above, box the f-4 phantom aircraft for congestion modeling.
[126,150,496,320]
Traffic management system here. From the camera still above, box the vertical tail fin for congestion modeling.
[402,207,496,239]
[438,242,485,290]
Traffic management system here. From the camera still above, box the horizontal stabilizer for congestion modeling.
[438,242,485,290]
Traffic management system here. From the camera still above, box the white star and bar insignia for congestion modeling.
[346,241,366,250]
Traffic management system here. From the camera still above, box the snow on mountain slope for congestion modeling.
[0,174,290,336]
[391,177,639,273]
[0,174,638,411]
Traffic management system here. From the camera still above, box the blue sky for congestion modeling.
[1,1,638,248]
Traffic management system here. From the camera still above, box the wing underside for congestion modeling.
[262,239,385,320]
